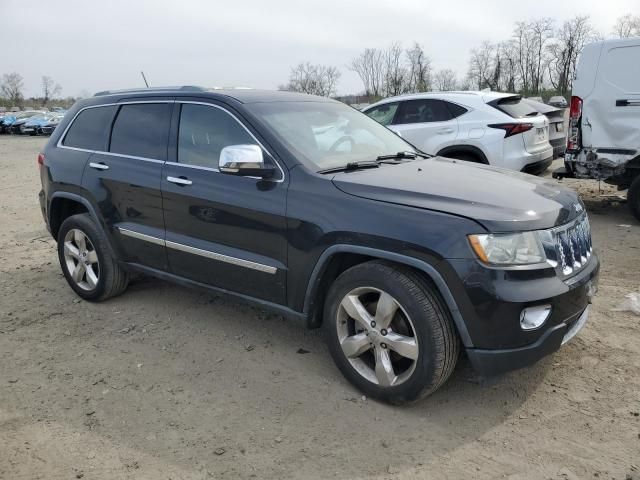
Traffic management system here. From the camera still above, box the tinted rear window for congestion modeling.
[109,103,172,160]
[491,97,539,119]
[62,106,116,150]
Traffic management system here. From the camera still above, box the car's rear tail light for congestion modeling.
[488,123,533,138]
[567,96,582,152]
[37,153,44,168]
[569,95,582,118]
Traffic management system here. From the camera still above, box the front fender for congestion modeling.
[302,244,473,347]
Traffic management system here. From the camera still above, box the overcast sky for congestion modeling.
[1,0,637,98]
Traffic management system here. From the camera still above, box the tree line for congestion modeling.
[0,73,74,109]
[281,13,640,99]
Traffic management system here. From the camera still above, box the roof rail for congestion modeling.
[93,85,206,96]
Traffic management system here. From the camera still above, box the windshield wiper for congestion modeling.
[318,160,380,174]
[376,151,417,161]
[376,150,431,161]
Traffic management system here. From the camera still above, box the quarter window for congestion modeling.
[444,101,468,118]
[62,106,116,150]
[364,103,399,126]
[395,99,453,124]
[178,104,257,169]
[109,103,172,160]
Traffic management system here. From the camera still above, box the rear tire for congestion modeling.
[628,175,640,222]
[323,261,459,404]
[57,213,129,301]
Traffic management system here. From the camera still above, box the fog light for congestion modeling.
[520,305,551,330]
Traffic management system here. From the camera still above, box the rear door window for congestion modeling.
[109,103,172,160]
[364,103,399,126]
[395,99,453,124]
[62,106,116,150]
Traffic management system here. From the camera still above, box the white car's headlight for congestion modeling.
[468,232,546,266]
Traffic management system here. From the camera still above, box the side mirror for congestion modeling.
[219,144,275,179]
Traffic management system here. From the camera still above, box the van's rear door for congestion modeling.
[582,39,640,149]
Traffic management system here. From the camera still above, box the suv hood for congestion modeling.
[331,157,583,232]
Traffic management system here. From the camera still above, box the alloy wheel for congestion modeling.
[63,228,100,291]
[336,287,419,387]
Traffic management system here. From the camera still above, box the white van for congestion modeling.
[558,37,640,219]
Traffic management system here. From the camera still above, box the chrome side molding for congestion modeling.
[117,227,276,274]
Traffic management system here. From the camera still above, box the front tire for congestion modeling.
[323,261,459,404]
[57,214,129,301]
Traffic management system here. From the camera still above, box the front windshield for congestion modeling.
[247,101,416,171]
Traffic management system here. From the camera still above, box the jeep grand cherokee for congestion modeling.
[38,87,599,403]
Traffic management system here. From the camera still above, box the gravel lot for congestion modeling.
[1,135,639,479]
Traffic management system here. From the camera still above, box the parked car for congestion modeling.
[38,113,64,135]
[21,113,63,135]
[548,96,568,108]
[0,110,44,133]
[523,99,566,159]
[10,113,45,134]
[39,87,598,403]
[557,37,640,220]
[363,91,553,174]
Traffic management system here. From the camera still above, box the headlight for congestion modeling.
[468,232,546,265]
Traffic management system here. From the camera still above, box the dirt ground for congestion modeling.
[1,135,639,480]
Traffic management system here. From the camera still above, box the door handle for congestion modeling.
[436,128,455,134]
[167,176,193,186]
[89,162,109,171]
[616,99,640,107]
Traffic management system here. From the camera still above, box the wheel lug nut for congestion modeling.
[370,321,376,328]
[380,343,387,349]
[380,329,387,336]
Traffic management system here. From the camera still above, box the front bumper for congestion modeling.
[445,251,599,376]
[466,306,590,376]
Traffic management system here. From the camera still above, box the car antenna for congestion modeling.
[140,71,150,88]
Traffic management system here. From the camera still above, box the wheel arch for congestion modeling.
[302,245,473,347]
[48,193,115,253]
[436,145,489,164]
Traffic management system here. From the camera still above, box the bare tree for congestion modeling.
[1,72,24,105]
[405,42,432,92]
[349,48,385,97]
[547,16,598,96]
[613,14,640,38]
[531,18,554,93]
[497,40,519,92]
[42,76,62,106]
[433,69,458,91]
[382,42,408,96]
[281,62,341,97]
[513,21,543,94]
[467,41,495,90]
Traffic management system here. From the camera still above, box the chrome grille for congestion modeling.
[548,214,592,277]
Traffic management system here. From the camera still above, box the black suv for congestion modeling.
[38,87,599,403]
